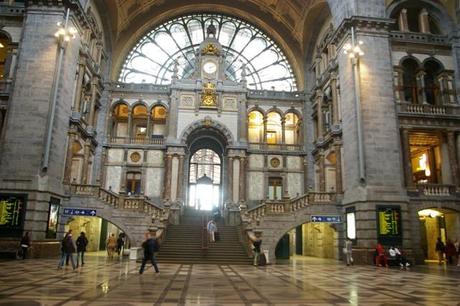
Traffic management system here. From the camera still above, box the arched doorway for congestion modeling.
[275,222,339,260]
[65,216,129,252]
[188,149,221,210]
[418,208,460,261]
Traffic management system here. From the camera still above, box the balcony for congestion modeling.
[109,136,165,145]
[408,184,458,198]
[248,142,303,152]
[397,103,460,116]
[390,31,449,46]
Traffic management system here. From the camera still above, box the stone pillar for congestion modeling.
[227,156,234,202]
[281,118,286,146]
[73,62,85,112]
[331,73,339,125]
[166,93,178,143]
[81,142,91,184]
[316,89,324,139]
[334,144,343,193]
[447,131,460,187]
[88,79,98,127]
[239,156,246,202]
[419,9,430,34]
[398,8,409,32]
[263,117,267,144]
[401,129,414,187]
[127,109,133,139]
[450,39,460,104]
[393,67,404,104]
[319,151,326,192]
[146,114,151,140]
[177,155,184,200]
[239,98,248,144]
[416,71,427,104]
[63,132,76,184]
[163,154,173,199]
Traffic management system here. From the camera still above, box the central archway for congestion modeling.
[181,119,233,213]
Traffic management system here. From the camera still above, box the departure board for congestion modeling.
[0,194,27,237]
[377,206,402,244]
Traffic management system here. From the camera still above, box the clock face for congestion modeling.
[203,61,217,74]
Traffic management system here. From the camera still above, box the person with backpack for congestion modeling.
[252,232,262,266]
[139,232,159,274]
[58,230,77,270]
[76,232,88,267]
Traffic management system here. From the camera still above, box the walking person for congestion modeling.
[344,238,353,266]
[139,232,159,274]
[445,239,456,265]
[207,219,217,243]
[19,232,31,260]
[252,232,262,266]
[106,233,117,259]
[117,233,125,256]
[76,232,88,268]
[58,230,77,270]
[435,237,445,265]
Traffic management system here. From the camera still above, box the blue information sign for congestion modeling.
[62,208,97,217]
[310,215,342,223]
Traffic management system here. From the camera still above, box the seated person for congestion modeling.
[389,246,409,269]
[375,242,388,267]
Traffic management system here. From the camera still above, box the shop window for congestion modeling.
[268,177,283,200]
[126,172,141,195]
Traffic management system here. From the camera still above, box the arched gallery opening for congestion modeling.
[275,223,339,260]
[418,208,460,261]
[65,216,129,252]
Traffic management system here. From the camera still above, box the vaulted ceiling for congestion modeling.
[97,0,331,84]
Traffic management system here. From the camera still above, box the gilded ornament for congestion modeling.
[202,43,219,55]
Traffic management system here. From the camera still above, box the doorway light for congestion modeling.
[418,209,442,218]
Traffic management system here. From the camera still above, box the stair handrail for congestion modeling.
[201,214,209,251]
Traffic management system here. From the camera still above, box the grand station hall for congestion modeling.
[1,0,460,305]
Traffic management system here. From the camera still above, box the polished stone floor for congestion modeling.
[1,254,460,306]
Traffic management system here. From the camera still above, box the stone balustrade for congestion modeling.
[71,184,165,220]
[396,103,460,116]
[109,136,165,145]
[415,184,457,197]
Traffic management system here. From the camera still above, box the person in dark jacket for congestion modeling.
[252,233,262,266]
[435,237,445,265]
[117,233,125,256]
[76,232,88,267]
[139,232,159,274]
[58,230,77,270]
[445,239,456,265]
[19,232,31,260]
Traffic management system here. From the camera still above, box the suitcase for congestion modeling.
[214,232,220,241]
[259,253,267,266]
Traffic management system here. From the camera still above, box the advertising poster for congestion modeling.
[46,197,60,239]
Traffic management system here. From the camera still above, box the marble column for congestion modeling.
[177,155,184,201]
[63,132,76,184]
[419,9,430,34]
[401,129,414,187]
[334,144,343,193]
[263,118,267,144]
[316,89,324,139]
[447,131,459,187]
[281,118,286,148]
[239,99,248,143]
[330,73,339,125]
[146,114,151,141]
[163,154,172,199]
[239,156,246,202]
[88,80,98,127]
[398,8,409,32]
[319,151,326,192]
[227,156,234,203]
[73,63,85,112]
[81,142,91,184]
[127,110,133,140]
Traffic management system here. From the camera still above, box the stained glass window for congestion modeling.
[119,14,297,91]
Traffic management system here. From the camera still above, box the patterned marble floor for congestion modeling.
[0,254,460,306]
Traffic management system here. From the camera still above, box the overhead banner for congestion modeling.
[0,194,27,237]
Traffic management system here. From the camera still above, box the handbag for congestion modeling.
[343,248,348,254]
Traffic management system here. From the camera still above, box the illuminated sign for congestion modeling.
[377,206,402,244]
[0,194,27,237]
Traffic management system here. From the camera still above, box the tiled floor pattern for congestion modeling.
[0,255,460,305]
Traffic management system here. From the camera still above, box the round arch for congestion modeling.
[180,118,234,147]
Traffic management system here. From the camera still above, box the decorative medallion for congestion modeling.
[130,152,141,163]
[202,43,219,55]
[270,157,281,168]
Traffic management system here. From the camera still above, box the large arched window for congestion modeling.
[266,112,282,145]
[248,111,264,143]
[132,104,148,140]
[151,105,167,137]
[423,59,443,105]
[111,103,129,140]
[401,58,419,104]
[119,14,297,91]
[285,113,300,145]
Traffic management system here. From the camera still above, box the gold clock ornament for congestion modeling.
[130,152,141,163]
[202,43,219,55]
[201,82,217,108]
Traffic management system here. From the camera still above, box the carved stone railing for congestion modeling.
[247,90,305,101]
[109,136,165,145]
[396,103,460,116]
[70,184,165,221]
[242,192,336,224]
[248,142,303,152]
[414,184,457,197]
[109,82,170,93]
[390,31,449,45]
